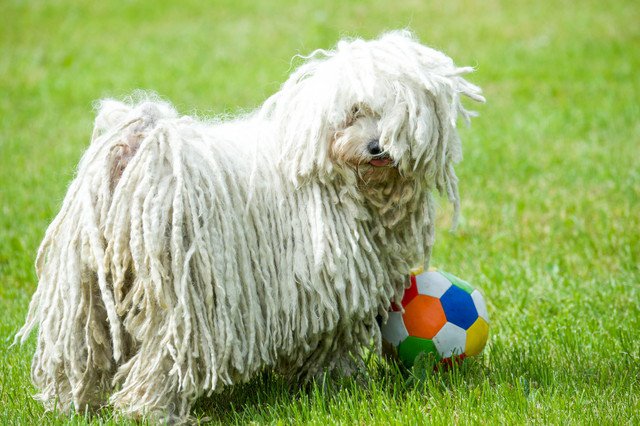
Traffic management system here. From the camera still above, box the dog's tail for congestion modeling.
[15,97,195,414]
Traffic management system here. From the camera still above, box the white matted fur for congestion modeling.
[16,30,483,420]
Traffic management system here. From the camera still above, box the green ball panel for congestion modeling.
[397,336,439,367]
[439,271,475,294]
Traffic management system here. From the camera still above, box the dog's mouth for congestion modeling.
[369,156,392,167]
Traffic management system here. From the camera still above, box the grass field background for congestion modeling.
[1,0,639,424]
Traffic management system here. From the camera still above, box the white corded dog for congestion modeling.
[17,30,483,420]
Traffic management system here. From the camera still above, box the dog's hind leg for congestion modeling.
[102,112,222,421]
[12,101,155,413]
[15,98,182,415]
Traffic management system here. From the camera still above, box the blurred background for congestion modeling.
[1,0,638,423]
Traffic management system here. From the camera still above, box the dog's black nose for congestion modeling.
[367,139,382,156]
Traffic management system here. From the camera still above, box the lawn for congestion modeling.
[1,0,639,424]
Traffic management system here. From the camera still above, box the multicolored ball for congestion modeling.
[381,268,489,367]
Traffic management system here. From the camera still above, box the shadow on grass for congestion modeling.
[190,353,489,424]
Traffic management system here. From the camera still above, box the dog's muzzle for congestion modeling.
[367,139,392,167]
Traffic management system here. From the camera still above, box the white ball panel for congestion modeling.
[380,311,409,346]
[415,271,451,298]
[433,322,467,358]
[471,290,489,323]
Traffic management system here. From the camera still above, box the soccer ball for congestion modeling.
[381,269,489,367]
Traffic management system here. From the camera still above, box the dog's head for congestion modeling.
[262,30,484,222]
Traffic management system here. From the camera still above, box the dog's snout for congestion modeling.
[367,139,382,156]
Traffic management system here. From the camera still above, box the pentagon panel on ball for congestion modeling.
[381,269,490,367]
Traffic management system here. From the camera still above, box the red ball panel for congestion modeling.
[401,275,419,307]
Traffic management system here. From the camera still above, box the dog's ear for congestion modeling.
[372,31,485,170]
[260,60,343,186]
[369,31,485,228]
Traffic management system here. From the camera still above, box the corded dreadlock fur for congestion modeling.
[16,30,483,420]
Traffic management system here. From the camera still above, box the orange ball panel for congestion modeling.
[403,295,446,339]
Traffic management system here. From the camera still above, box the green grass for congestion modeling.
[1,0,639,424]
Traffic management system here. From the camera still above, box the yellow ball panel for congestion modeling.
[410,265,425,275]
[465,317,489,356]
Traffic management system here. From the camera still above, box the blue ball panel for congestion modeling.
[440,285,478,329]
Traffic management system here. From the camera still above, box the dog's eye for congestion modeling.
[346,105,365,126]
